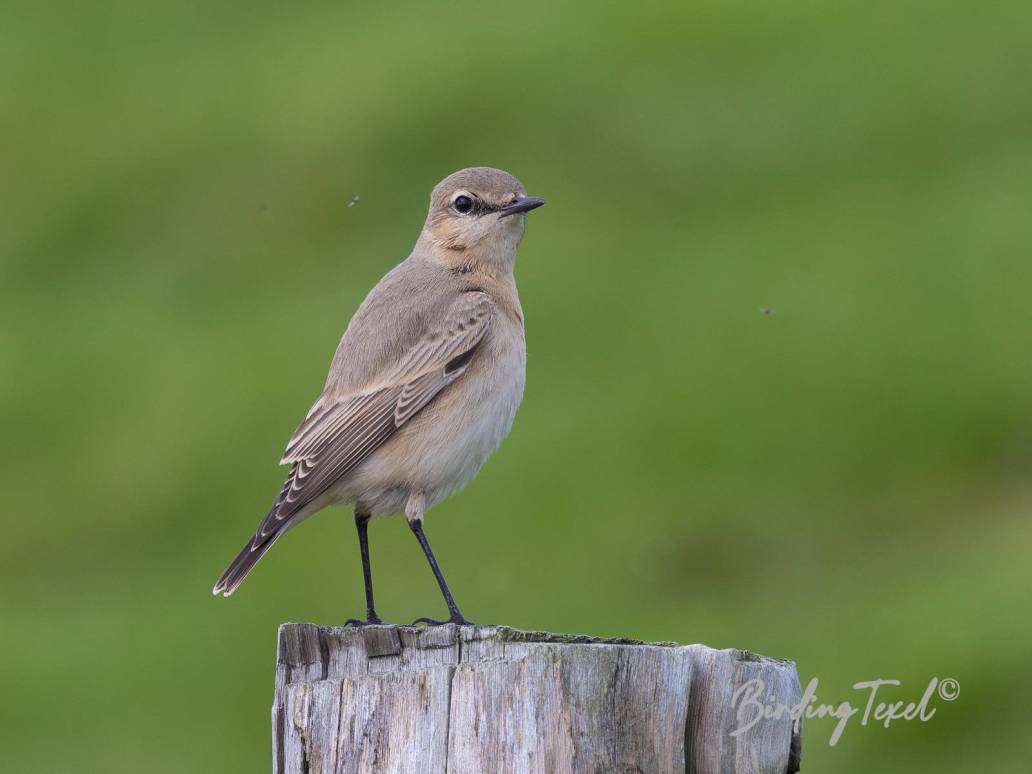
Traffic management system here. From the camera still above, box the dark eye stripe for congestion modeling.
[453,194,510,216]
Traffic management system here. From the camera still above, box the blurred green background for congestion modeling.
[3,1,1031,771]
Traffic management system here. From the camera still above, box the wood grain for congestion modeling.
[273,624,802,773]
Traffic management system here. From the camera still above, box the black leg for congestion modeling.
[345,511,384,626]
[408,518,473,626]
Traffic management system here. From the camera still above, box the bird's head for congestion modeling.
[420,167,545,271]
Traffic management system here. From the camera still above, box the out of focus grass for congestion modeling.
[2,1,1031,771]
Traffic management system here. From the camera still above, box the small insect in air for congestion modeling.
[347,195,360,208]
[760,306,775,316]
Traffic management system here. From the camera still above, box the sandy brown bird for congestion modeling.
[213,167,544,625]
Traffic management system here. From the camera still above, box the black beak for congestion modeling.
[497,195,546,218]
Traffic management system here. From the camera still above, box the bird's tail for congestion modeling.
[212,527,284,597]
[213,468,299,597]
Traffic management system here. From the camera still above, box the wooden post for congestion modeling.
[273,623,803,774]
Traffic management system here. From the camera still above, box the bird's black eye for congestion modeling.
[453,195,473,214]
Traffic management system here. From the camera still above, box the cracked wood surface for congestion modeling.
[273,624,803,774]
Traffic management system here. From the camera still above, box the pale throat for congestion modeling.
[422,218,524,277]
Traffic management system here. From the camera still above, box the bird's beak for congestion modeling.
[497,195,546,218]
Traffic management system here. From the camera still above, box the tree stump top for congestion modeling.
[274,623,802,773]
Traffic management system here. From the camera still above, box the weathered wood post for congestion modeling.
[273,624,802,773]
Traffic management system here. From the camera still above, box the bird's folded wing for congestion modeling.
[254,291,496,539]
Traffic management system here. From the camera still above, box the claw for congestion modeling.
[411,614,475,627]
[344,613,385,627]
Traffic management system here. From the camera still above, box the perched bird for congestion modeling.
[213,167,544,625]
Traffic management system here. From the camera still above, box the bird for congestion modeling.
[212,167,544,626]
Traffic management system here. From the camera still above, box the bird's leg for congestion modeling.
[406,494,473,626]
[409,519,473,626]
[344,511,384,626]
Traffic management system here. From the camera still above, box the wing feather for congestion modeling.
[257,291,495,535]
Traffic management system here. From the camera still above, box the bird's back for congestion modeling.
[323,255,469,396]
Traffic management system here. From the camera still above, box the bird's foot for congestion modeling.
[410,613,475,627]
[344,612,385,627]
